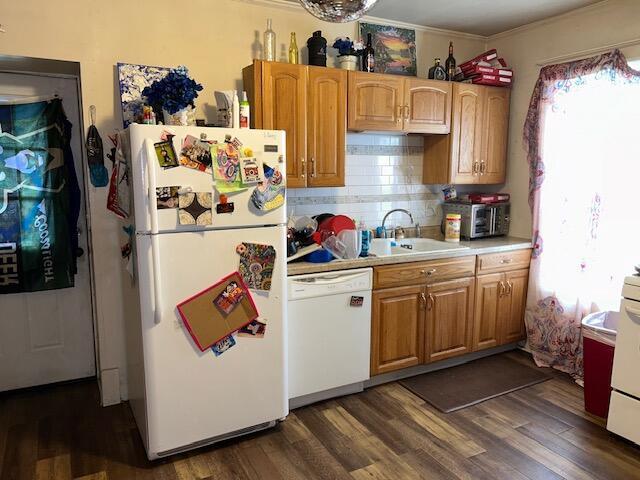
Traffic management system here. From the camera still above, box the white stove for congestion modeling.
[607,275,640,444]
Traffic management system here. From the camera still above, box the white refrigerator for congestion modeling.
[123,124,288,459]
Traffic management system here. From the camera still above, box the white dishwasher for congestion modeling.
[287,268,372,407]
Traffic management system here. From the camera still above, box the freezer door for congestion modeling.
[128,124,287,233]
[135,226,287,457]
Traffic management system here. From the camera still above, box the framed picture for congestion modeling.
[117,62,171,128]
[359,22,417,76]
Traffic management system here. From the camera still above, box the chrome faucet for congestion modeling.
[381,209,414,238]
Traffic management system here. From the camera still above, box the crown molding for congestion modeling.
[231,0,487,40]
[487,0,610,41]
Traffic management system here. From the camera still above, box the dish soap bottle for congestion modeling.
[428,58,447,80]
[358,220,371,257]
[239,91,250,129]
[288,32,299,64]
[264,19,276,61]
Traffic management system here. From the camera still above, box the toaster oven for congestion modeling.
[442,201,510,239]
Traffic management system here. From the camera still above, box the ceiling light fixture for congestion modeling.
[297,0,379,23]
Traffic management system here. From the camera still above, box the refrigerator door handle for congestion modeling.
[144,138,159,235]
[151,234,163,324]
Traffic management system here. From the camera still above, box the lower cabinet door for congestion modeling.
[371,285,425,375]
[473,273,504,351]
[425,277,475,363]
[500,269,529,344]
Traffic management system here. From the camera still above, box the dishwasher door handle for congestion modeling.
[290,272,368,285]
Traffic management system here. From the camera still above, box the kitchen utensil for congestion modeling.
[293,216,318,237]
[287,243,322,262]
[318,215,356,237]
[321,235,349,259]
[306,249,334,263]
[337,229,362,259]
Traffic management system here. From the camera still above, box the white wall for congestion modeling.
[0,0,486,403]
[487,0,640,237]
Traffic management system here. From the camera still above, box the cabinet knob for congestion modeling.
[499,281,506,297]
[506,281,513,295]
[426,268,436,276]
[472,161,479,174]
[480,161,487,175]
[420,292,427,309]
[301,157,306,178]
[500,258,513,264]
[403,105,410,120]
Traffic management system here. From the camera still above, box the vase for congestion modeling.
[162,106,195,126]
[338,55,358,71]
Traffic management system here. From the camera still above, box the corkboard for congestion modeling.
[177,271,258,351]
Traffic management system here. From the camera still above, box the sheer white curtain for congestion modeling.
[523,50,640,377]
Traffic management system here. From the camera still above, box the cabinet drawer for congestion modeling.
[374,256,476,289]
[476,249,532,275]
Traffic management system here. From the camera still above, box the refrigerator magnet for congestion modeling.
[213,280,245,315]
[215,194,234,214]
[211,334,236,356]
[239,157,263,185]
[154,140,179,169]
[179,135,212,172]
[236,242,276,291]
[156,186,180,209]
[237,318,267,338]
[250,162,285,212]
[178,192,213,225]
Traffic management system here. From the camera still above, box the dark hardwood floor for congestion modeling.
[1,351,639,480]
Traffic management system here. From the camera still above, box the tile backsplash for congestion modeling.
[287,134,444,230]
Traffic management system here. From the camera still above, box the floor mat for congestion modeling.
[398,354,551,413]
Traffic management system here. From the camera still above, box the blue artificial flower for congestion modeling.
[142,66,203,114]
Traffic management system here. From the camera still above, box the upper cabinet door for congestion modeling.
[450,83,484,184]
[480,87,510,184]
[403,79,452,134]
[347,71,404,131]
[307,67,346,187]
[261,62,307,188]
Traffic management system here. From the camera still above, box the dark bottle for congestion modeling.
[445,41,456,81]
[307,31,327,66]
[428,58,447,81]
[361,33,375,72]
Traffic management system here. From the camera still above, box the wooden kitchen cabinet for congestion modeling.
[481,88,510,183]
[425,277,475,363]
[423,83,510,185]
[473,272,504,350]
[501,269,529,344]
[347,71,451,134]
[403,78,452,134]
[371,285,425,375]
[243,60,346,188]
[348,71,404,132]
[473,268,529,351]
[307,67,346,187]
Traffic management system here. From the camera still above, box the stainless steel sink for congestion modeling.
[368,238,469,257]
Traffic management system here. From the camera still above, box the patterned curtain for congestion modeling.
[523,49,640,378]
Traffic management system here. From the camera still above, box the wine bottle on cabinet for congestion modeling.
[428,58,447,80]
[445,41,456,80]
[263,19,276,61]
[288,32,299,64]
[361,33,375,72]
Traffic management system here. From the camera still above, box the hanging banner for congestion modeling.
[0,98,80,293]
